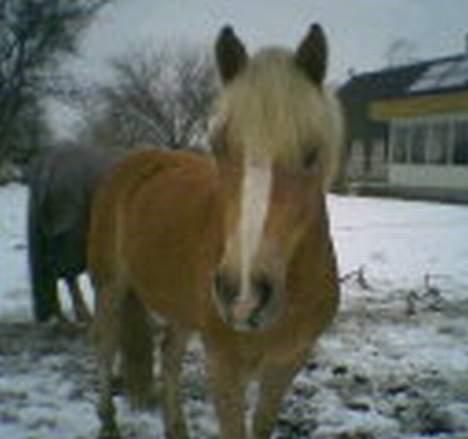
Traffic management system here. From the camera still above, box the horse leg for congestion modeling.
[119,290,155,410]
[27,192,62,322]
[34,270,63,322]
[251,352,308,439]
[94,284,125,439]
[65,276,92,323]
[97,353,120,439]
[29,242,63,322]
[160,323,190,439]
[205,341,248,439]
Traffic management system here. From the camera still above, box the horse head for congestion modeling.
[210,24,343,332]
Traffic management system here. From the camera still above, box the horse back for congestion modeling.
[88,149,223,327]
[28,146,118,235]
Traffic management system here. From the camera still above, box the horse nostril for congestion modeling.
[253,275,275,306]
[214,271,223,294]
[214,271,238,304]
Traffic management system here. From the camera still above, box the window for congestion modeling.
[409,124,427,164]
[392,126,409,163]
[453,120,468,164]
[390,115,468,167]
[427,122,449,164]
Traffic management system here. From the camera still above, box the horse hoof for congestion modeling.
[110,375,125,396]
[98,423,121,439]
[75,309,93,325]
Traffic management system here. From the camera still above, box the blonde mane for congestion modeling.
[212,47,343,188]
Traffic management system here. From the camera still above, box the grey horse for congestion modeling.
[27,146,122,322]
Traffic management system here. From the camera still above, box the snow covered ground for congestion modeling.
[0,182,467,438]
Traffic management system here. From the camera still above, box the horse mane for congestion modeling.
[211,47,343,188]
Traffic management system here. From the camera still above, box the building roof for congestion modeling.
[339,53,468,102]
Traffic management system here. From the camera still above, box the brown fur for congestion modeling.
[119,290,154,409]
[89,24,342,439]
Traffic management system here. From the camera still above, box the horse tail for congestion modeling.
[119,290,155,409]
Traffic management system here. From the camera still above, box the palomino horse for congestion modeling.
[89,23,343,439]
[27,146,120,323]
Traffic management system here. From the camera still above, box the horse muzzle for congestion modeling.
[213,269,282,332]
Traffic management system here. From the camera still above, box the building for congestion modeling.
[340,47,468,203]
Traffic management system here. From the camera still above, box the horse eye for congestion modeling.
[303,149,318,170]
[210,128,228,158]
[212,140,226,156]
[210,132,224,153]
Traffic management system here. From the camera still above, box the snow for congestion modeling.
[330,194,468,290]
[1,183,468,438]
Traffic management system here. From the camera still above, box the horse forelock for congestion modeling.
[211,47,343,188]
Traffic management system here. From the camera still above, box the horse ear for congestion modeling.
[295,23,328,85]
[215,25,248,84]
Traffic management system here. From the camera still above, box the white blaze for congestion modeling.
[239,153,273,301]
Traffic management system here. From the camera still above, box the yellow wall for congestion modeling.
[371,91,468,120]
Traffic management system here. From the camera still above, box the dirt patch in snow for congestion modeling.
[0,281,467,439]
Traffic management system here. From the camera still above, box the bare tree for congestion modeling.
[0,0,111,162]
[385,38,419,68]
[80,45,219,151]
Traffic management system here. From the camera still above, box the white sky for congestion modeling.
[74,0,468,83]
[51,0,468,138]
